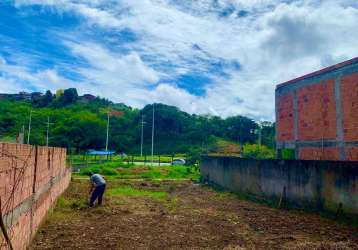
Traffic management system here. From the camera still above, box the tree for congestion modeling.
[35,90,53,107]
[43,90,54,106]
[55,88,79,107]
[62,88,78,104]
[223,116,257,144]
[0,96,275,154]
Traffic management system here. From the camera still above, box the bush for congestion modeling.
[242,144,275,159]
[281,149,295,159]
[79,164,119,176]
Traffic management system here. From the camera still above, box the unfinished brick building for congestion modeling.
[276,57,358,161]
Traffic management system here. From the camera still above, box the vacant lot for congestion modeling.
[30,179,357,250]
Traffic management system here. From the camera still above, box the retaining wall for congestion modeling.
[201,156,358,219]
[0,143,71,250]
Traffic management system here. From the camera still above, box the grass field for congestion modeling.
[73,160,200,181]
[69,154,187,167]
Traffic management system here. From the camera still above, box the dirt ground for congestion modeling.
[30,179,358,250]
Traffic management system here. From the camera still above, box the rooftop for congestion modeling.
[276,57,358,90]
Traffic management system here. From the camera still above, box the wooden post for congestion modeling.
[131,155,134,165]
[0,197,14,250]
[159,155,161,167]
[335,203,343,219]
[278,186,287,209]
[144,155,147,165]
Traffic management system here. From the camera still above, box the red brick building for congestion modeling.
[275,57,358,161]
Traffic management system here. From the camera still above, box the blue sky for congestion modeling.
[0,0,357,120]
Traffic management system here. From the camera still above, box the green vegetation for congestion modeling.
[242,144,275,159]
[280,149,296,160]
[108,186,167,201]
[0,88,275,159]
[76,160,200,180]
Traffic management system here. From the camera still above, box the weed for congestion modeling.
[165,196,179,212]
[108,186,168,201]
[57,197,88,210]
[168,185,176,193]
[78,161,201,181]
[214,192,234,200]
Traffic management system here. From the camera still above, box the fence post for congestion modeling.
[144,155,147,165]
[159,155,161,167]
[30,145,39,240]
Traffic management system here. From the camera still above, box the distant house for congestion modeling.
[79,94,96,103]
[30,92,43,101]
[0,91,45,101]
[17,92,31,101]
[0,92,31,101]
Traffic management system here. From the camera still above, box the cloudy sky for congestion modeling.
[0,0,357,120]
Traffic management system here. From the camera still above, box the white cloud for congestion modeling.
[6,0,358,120]
[0,57,75,92]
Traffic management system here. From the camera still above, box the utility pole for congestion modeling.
[45,116,53,147]
[151,104,155,166]
[140,115,145,157]
[27,110,32,145]
[105,109,110,152]
[17,125,25,144]
[258,122,262,146]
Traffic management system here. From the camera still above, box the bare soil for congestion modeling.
[30,179,358,250]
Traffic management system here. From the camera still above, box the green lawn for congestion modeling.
[69,154,187,166]
[74,160,200,181]
[108,186,168,201]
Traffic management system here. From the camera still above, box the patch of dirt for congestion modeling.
[30,179,358,250]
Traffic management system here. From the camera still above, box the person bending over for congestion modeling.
[88,172,106,207]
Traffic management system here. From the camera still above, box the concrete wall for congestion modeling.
[201,156,358,217]
[276,57,358,161]
[0,143,71,250]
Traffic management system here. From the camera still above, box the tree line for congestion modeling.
[0,88,275,156]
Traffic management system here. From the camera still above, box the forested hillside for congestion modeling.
[0,88,275,155]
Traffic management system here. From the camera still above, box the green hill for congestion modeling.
[0,88,275,155]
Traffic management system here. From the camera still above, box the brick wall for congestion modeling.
[341,73,358,142]
[276,93,294,141]
[297,79,337,141]
[299,147,339,161]
[0,143,71,250]
[276,57,358,161]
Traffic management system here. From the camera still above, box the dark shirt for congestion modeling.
[90,174,106,186]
